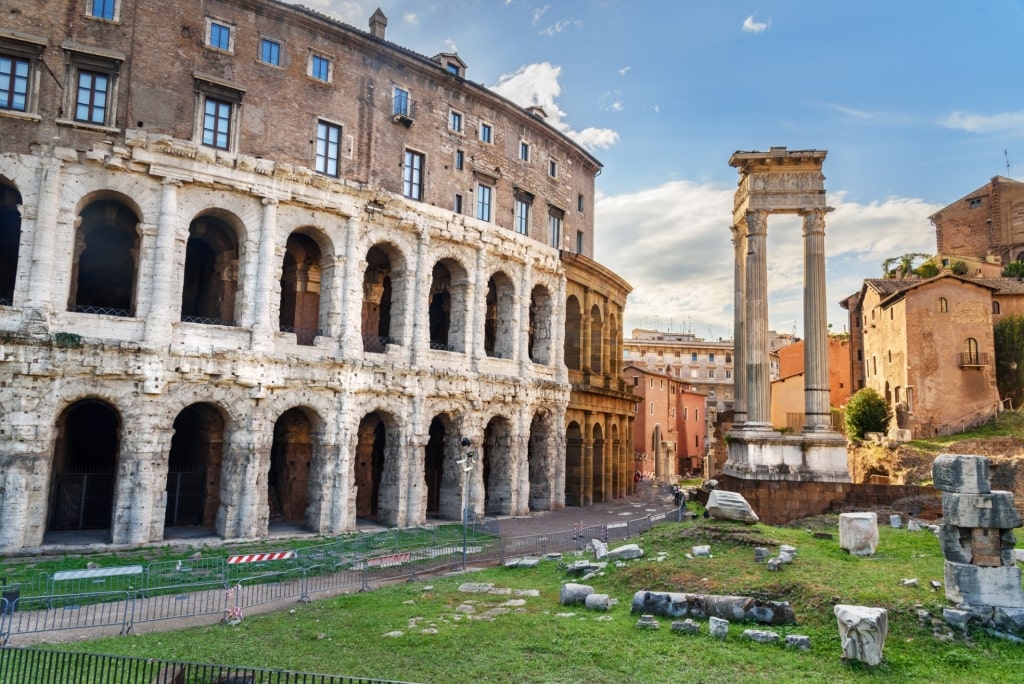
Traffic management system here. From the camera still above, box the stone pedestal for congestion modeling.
[723,431,850,482]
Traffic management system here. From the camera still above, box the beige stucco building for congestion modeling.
[0,0,635,552]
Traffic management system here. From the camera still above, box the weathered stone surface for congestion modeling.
[671,619,701,634]
[742,629,780,643]
[779,550,795,564]
[942,608,972,629]
[591,539,608,560]
[753,547,769,562]
[560,583,595,606]
[907,520,921,532]
[705,490,759,523]
[839,512,879,556]
[584,594,612,611]
[767,558,783,572]
[635,614,660,630]
[458,583,494,593]
[932,454,991,494]
[941,491,1022,529]
[937,524,973,564]
[944,561,1024,608]
[629,590,796,625]
[785,634,811,650]
[709,616,729,639]
[889,514,902,529]
[692,545,711,558]
[779,544,797,557]
[834,605,888,667]
[606,544,643,560]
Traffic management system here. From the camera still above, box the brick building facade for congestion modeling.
[932,176,1024,267]
[0,0,634,551]
[622,365,705,480]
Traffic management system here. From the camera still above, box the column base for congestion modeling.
[724,430,850,482]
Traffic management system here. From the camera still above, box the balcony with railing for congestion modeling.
[958,351,990,368]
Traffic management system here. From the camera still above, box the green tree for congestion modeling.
[951,260,969,275]
[994,315,1024,408]
[844,388,892,439]
[914,262,940,278]
[1002,261,1024,278]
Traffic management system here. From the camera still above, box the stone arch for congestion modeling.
[48,398,121,534]
[592,422,606,502]
[528,284,554,365]
[527,410,555,511]
[362,242,410,352]
[353,410,399,522]
[428,257,469,352]
[481,415,513,515]
[610,422,622,499]
[564,295,582,370]
[425,413,463,519]
[68,197,141,316]
[268,406,323,528]
[181,209,244,326]
[590,303,604,374]
[165,403,225,530]
[484,270,515,358]
[607,311,620,378]
[0,179,21,306]
[564,420,584,506]
[279,231,322,345]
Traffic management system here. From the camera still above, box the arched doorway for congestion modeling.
[268,408,314,527]
[482,416,512,515]
[527,411,552,511]
[424,416,446,515]
[0,180,21,306]
[564,421,583,506]
[166,403,224,530]
[279,233,322,345]
[49,400,120,533]
[355,412,387,520]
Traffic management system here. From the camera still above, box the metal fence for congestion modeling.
[0,647,420,684]
[0,513,669,647]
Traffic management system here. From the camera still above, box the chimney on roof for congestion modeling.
[369,8,387,39]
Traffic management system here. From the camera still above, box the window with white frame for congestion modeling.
[548,158,557,177]
[89,0,116,20]
[315,120,341,177]
[479,122,492,143]
[449,109,462,132]
[548,208,563,249]
[310,54,330,82]
[476,183,492,221]
[708,369,715,379]
[393,87,410,117]
[194,74,244,151]
[207,20,233,52]
[519,141,530,161]
[514,195,530,235]
[202,97,232,149]
[259,38,281,66]
[0,34,44,115]
[725,369,732,379]
[403,149,424,200]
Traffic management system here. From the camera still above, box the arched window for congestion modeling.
[963,338,979,365]
[937,297,948,313]
[181,214,239,325]
[69,200,140,316]
[993,301,1001,315]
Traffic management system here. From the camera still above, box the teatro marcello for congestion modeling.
[0,0,636,551]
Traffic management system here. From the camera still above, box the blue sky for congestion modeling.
[293,0,1024,340]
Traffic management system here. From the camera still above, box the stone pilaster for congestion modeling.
[555,274,568,383]
[409,226,430,365]
[469,244,486,365]
[250,197,279,350]
[21,153,63,333]
[801,208,833,431]
[339,216,363,357]
[143,178,181,346]
[518,259,533,374]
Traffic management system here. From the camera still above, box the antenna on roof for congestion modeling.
[1005,149,1013,175]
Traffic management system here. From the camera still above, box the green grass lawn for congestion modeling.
[55,517,1024,684]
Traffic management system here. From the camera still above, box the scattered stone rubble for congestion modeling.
[705,490,759,523]
[629,590,796,625]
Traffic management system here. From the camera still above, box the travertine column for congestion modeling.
[582,411,593,506]
[802,208,832,431]
[581,288,592,374]
[470,244,486,365]
[251,197,278,350]
[554,275,568,383]
[144,178,181,345]
[731,225,747,426]
[410,226,430,365]
[518,259,533,374]
[339,216,363,356]
[23,153,63,320]
[744,210,771,427]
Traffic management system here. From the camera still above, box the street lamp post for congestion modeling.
[458,438,476,571]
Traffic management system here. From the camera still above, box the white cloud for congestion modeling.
[444,38,457,52]
[595,182,940,338]
[490,62,619,151]
[403,12,419,26]
[742,15,771,33]
[532,5,549,24]
[619,66,631,76]
[540,18,583,36]
[942,111,1024,134]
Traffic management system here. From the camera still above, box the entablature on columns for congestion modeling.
[729,147,829,227]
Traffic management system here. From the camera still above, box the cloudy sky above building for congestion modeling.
[291,0,1024,340]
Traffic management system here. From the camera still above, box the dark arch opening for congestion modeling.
[166,403,223,530]
[279,233,322,345]
[269,408,313,526]
[49,400,120,532]
[69,200,140,316]
[425,417,445,515]
[355,413,387,520]
[0,181,22,306]
[181,215,238,325]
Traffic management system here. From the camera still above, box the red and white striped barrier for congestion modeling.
[227,551,297,564]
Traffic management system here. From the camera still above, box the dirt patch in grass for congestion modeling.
[676,522,780,547]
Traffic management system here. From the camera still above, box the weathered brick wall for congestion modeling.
[718,475,939,526]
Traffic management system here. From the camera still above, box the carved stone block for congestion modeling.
[932,454,991,494]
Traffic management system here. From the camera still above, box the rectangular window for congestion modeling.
[725,369,732,379]
[520,141,530,161]
[260,38,281,66]
[514,198,530,235]
[209,22,231,51]
[311,54,330,82]
[393,87,410,116]
[683,407,688,419]
[479,122,492,143]
[548,212,562,249]
[671,408,676,418]
[0,56,29,112]
[649,378,654,388]
[548,158,557,177]
[476,184,492,222]
[449,110,462,132]
[708,369,716,379]
[691,352,697,362]
[650,402,655,415]
[202,97,232,149]
[454,149,464,170]
[403,150,424,200]
[578,194,584,212]
[633,376,639,387]
[315,120,341,177]
[576,230,584,254]
[75,70,109,124]
[708,353,715,362]
[454,194,463,214]
[90,0,115,20]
